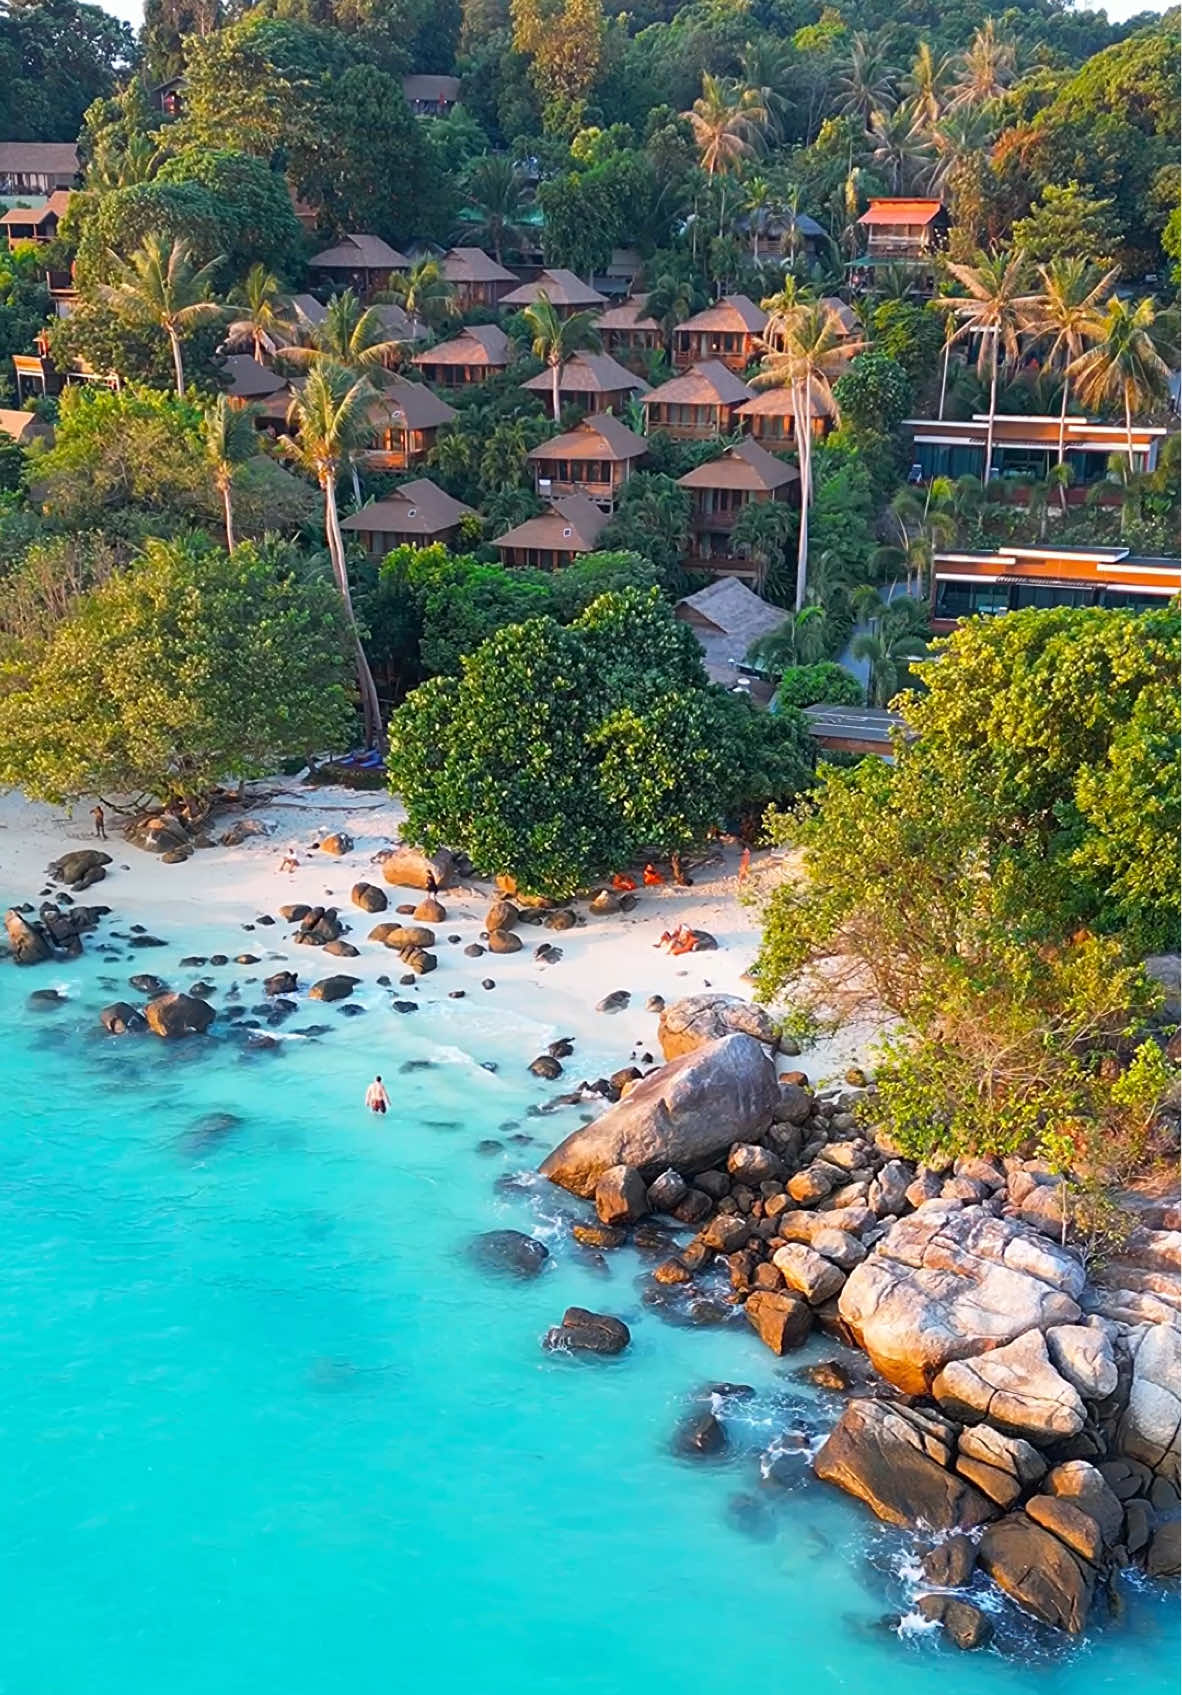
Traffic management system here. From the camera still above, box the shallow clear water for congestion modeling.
[0,907,1177,1693]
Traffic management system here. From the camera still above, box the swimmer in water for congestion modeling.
[364,1075,389,1115]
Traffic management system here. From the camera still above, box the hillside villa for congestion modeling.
[527,413,647,508]
[500,269,607,317]
[674,577,785,691]
[930,544,1182,628]
[594,295,664,371]
[439,247,517,311]
[411,323,511,388]
[307,234,410,297]
[402,75,460,116]
[2,190,70,248]
[642,361,754,440]
[0,142,79,196]
[521,351,649,416]
[678,438,798,585]
[493,493,609,569]
[736,382,837,447]
[341,478,474,558]
[361,377,457,469]
[672,294,767,372]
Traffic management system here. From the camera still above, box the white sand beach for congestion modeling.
[0,781,879,1087]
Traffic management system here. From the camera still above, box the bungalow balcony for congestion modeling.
[532,456,631,507]
[361,425,440,470]
[672,328,760,373]
[645,401,733,440]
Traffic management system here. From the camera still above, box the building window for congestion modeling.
[934,580,1012,619]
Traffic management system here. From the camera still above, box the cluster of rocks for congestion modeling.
[536,992,1181,1646]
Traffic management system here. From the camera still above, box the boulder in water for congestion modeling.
[978,1512,1095,1633]
[468,1229,550,1278]
[813,1399,997,1533]
[543,1307,631,1356]
[144,992,216,1038]
[263,971,298,996]
[914,1594,991,1650]
[308,976,359,1002]
[4,908,53,964]
[594,1164,648,1226]
[672,1409,727,1458]
[744,1289,811,1355]
[100,1001,145,1034]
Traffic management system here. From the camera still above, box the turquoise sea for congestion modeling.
[0,904,1177,1694]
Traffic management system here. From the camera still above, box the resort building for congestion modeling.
[222,354,290,403]
[856,198,948,262]
[307,234,410,297]
[2,190,70,248]
[520,351,649,416]
[411,323,511,388]
[0,408,52,448]
[527,414,647,508]
[371,302,430,350]
[500,269,607,317]
[905,413,1168,489]
[642,361,754,441]
[678,438,798,584]
[438,247,517,312]
[736,383,836,448]
[290,293,327,328]
[361,377,457,470]
[930,544,1182,629]
[402,75,461,116]
[341,478,475,558]
[674,578,785,691]
[494,493,609,569]
[672,294,767,372]
[804,705,902,760]
[594,295,663,371]
[11,331,118,402]
[0,142,79,196]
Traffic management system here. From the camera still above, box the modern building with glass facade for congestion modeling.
[906,414,1167,489]
[930,546,1180,629]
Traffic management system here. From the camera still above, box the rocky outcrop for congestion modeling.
[100,1001,145,1034]
[814,1399,997,1532]
[838,1208,1085,1395]
[932,1329,1087,1442]
[1046,1323,1119,1400]
[539,1034,779,1198]
[1117,1320,1180,1484]
[978,1513,1096,1634]
[380,844,454,890]
[543,1307,630,1356]
[144,992,215,1038]
[657,994,780,1060]
[308,975,359,1002]
[744,1289,811,1355]
[468,1229,549,1278]
[915,1594,991,1650]
[48,849,111,888]
[4,909,53,964]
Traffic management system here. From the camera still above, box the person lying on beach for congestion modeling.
[611,872,637,891]
[364,1076,389,1115]
[643,863,665,886]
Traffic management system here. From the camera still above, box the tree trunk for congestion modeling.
[350,458,362,507]
[168,326,186,398]
[551,359,561,422]
[794,381,810,613]
[1124,390,1135,471]
[221,479,236,553]
[324,472,385,752]
[984,338,998,486]
[1057,375,1071,510]
[937,333,952,420]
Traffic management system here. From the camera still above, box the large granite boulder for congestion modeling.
[543,1307,630,1356]
[1045,1323,1119,1400]
[978,1513,1095,1633]
[814,1399,998,1533]
[4,909,53,964]
[48,849,111,887]
[144,992,215,1038]
[744,1289,812,1355]
[657,994,780,1060]
[539,1033,779,1199]
[837,1207,1086,1395]
[932,1329,1087,1443]
[380,844,454,890]
[1117,1320,1181,1484]
[1045,1460,1124,1547]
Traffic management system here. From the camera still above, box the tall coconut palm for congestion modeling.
[85,129,163,192]
[904,42,951,134]
[281,362,384,750]
[739,39,793,142]
[951,19,1016,109]
[683,73,767,177]
[202,395,259,553]
[522,294,602,421]
[226,264,290,363]
[388,257,457,331]
[741,174,776,262]
[835,31,898,127]
[459,154,530,263]
[1020,258,1118,497]
[884,483,958,597]
[1068,296,1172,470]
[929,106,997,196]
[282,289,403,373]
[731,498,797,596]
[98,234,224,397]
[943,249,1037,483]
[868,102,933,195]
[756,288,863,610]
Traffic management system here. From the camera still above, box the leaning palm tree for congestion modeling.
[1020,259,1118,498]
[943,248,1037,483]
[459,154,530,264]
[756,289,862,611]
[951,19,1017,108]
[280,362,384,751]
[522,294,602,421]
[226,264,290,363]
[202,395,259,552]
[684,72,767,177]
[835,30,898,127]
[1068,296,1172,470]
[98,234,224,397]
[388,257,457,331]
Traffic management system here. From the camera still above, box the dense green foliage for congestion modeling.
[0,0,135,142]
[391,587,814,894]
[774,662,863,710]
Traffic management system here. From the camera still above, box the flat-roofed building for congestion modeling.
[930,544,1181,630]
[906,413,1168,490]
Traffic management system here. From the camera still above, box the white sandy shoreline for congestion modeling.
[0,782,878,1087]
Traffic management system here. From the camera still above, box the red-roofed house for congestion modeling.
[857,198,948,262]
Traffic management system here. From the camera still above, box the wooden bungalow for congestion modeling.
[857,198,947,262]
[402,74,460,116]
[675,578,786,691]
[289,293,327,328]
[411,323,510,388]
[2,189,70,248]
[12,331,118,403]
[439,247,517,312]
[672,294,767,372]
[0,143,78,196]
[642,361,754,441]
[494,493,609,570]
[0,407,52,448]
[308,234,410,298]
[521,351,648,416]
[736,382,837,448]
[361,377,457,470]
[500,268,607,318]
[527,414,647,509]
[341,478,475,559]
[594,294,663,371]
[220,355,293,430]
[677,438,798,584]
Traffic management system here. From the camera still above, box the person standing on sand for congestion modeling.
[737,846,751,885]
[365,1076,389,1115]
[91,804,106,840]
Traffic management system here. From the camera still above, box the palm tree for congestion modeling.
[646,273,698,352]
[1020,259,1118,498]
[388,257,457,331]
[98,235,224,397]
[1021,463,1074,540]
[868,102,933,195]
[884,483,958,596]
[951,19,1017,108]
[202,395,259,552]
[281,362,384,750]
[741,175,776,262]
[904,42,950,133]
[684,73,767,177]
[929,107,997,194]
[731,499,797,594]
[85,129,162,192]
[459,154,530,264]
[226,264,290,363]
[739,40,793,142]
[1068,296,1172,470]
[522,294,602,421]
[756,288,862,610]
[282,289,403,373]
[853,626,928,706]
[835,31,897,127]
[943,249,1037,483]
[747,604,828,675]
